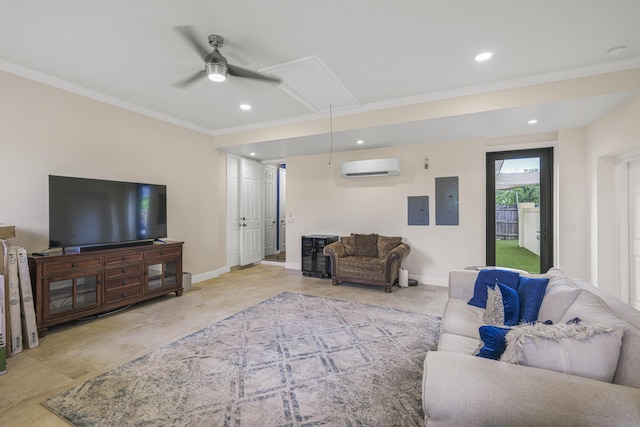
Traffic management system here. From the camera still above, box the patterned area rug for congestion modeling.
[42,292,441,426]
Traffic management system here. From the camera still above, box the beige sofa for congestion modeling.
[323,233,410,293]
[422,268,640,426]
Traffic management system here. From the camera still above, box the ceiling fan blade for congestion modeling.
[227,64,281,83]
[173,69,207,88]
[174,26,210,60]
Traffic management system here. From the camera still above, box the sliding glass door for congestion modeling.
[486,148,553,273]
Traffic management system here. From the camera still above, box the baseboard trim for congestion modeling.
[192,266,230,283]
[412,275,448,287]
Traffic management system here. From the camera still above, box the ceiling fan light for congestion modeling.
[206,63,227,82]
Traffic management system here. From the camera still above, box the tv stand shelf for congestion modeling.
[28,241,184,337]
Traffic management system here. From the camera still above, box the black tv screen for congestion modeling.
[49,175,167,249]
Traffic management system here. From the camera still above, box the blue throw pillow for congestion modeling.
[476,325,511,360]
[468,269,520,308]
[495,283,520,326]
[517,276,549,323]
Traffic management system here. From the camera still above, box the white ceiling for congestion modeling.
[1,1,639,161]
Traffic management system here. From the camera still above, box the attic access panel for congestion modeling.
[260,55,359,112]
[435,176,459,225]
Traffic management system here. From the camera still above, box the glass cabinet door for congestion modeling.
[147,263,163,290]
[76,275,98,308]
[48,274,99,316]
[146,260,178,292]
[49,278,74,315]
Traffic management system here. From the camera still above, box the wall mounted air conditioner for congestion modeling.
[340,157,400,178]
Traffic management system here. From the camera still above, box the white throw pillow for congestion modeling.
[500,322,624,383]
[537,271,581,323]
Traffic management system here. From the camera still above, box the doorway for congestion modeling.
[486,148,554,273]
[264,163,286,263]
[227,155,286,268]
[628,159,640,309]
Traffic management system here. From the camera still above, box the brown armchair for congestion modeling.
[323,233,410,293]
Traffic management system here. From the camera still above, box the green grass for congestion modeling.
[495,240,540,274]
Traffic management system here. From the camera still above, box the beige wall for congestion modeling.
[4,65,639,291]
[556,128,589,277]
[0,70,228,277]
[285,139,487,285]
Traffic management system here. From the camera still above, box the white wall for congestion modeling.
[555,127,589,278]
[285,139,487,285]
[586,94,640,296]
[0,70,228,278]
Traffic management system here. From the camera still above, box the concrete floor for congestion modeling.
[0,264,448,426]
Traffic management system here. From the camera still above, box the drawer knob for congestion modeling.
[71,263,78,267]
[160,251,165,255]
[122,256,127,261]
[122,281,127,286]
[122,269,127,274]
[122,293,127,298]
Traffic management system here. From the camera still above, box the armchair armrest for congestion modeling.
[385,242,410,261]
[323,241,346,258]
[383,243,410,286]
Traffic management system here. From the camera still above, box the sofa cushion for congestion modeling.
[517,276,549,323]
[339,256,385,274]
[423,351,640,427]
[377,236,401,258]
[441,298,485,339]
[468,269,520,308]
[437,333,480,354]
[354,233,379,257]
[484,283,520,326]
[501,322,624,383]
[613,329,640,388]
[340,236,355,255]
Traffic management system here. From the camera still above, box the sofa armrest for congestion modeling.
[323,241,346,258]
[448,270,478,301]
[423,351,640,426]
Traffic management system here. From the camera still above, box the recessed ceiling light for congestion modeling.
[240,104,251,111]
[475,52,493,62]
[528,119,538,125]
[607,45,628,56]
[357,140,364,145]
[249,152,256,156]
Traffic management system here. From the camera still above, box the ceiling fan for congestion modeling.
[174,26,281,87]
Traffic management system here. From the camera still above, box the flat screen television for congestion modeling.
[49,175,167,250]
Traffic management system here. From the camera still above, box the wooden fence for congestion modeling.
[496,205,518,240]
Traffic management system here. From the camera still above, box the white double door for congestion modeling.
[227,156,284,267]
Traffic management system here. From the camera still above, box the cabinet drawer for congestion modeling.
[43,257,103,276]
[144,247,180,260]
[105,264,142,279]
[105,252,143,266]
[105,284,142,304]
[105,275,142,290]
